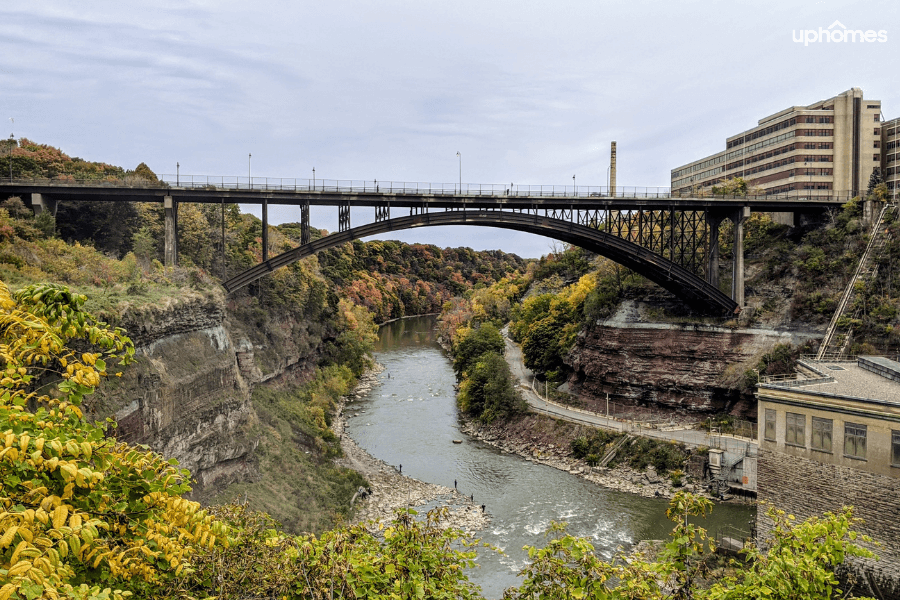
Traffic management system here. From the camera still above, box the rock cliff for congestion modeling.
[91,288,325,497]
[566,301,822,420]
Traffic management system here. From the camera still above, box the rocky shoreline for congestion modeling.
[332,363,490,533]
[459,417,747,503]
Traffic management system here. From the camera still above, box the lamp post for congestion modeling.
[6,135,12,181]
[312,167,315,191]
[248,153,252,190]
[606,166,610,195]
[176,162,180,186]
[572,174,576,196]
[456,151,461,194]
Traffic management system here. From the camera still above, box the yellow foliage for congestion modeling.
[0,279,229,599]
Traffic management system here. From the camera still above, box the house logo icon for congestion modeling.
[793,20,887,45]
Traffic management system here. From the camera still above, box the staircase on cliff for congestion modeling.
[817,203,896,360]
[598,434,633,468]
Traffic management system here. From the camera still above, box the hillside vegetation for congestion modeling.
[0,142,529,537]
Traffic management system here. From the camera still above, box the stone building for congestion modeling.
[756,355,900,597]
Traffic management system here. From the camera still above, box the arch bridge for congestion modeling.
[2,176,853,315]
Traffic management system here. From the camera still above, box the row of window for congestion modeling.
[672,154,726,179]
[765,409,900,464]
[728,116,802,149]
[725,131,798,160]
[742,155,833,178]
[726,142,835,172]
[758,181,834,194]
[672,165,724,189]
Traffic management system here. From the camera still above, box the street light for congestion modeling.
[456,151,461,194]
[248,153,252,190]
[176,162,180,186]
[572,174,576,196]
[312,167,315,191]
[6,135,12,181]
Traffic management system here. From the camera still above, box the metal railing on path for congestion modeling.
[1,173,856,203]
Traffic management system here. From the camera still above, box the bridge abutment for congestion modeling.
[30,193,57,217]
[164,195,178,267]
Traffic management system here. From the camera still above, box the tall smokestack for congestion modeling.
[610,141,617,196]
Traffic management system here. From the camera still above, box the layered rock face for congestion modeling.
[91,289,324,496]
[566,302,822,420]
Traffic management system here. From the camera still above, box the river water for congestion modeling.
[345,315,755,598]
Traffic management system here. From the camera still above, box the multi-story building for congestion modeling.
[672,88,884,199]
[756,356,900,596]
[884,117,900,199]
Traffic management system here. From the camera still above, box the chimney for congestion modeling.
[610,141,617,196]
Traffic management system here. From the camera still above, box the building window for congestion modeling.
[892,431,900,467]
[764,409,776,441]
[875,114,882,121]
[786,412,805,446]
[875,141,881,148]
[875,154,880,161]
[875,128,881,135]
[844,423,867,460]
[812,417,833,452]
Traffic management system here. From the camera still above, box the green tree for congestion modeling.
[131,162,158,183]
[457,351,526,422]
[705,507,876,600]
[712,177,749,196]
[452,322,505,377]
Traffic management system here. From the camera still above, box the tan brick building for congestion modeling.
[672,88,885,200]
[884,117,900,200]
[756,356,900,596]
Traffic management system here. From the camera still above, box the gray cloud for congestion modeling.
[1,0,896,256]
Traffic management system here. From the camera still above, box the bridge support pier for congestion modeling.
[301,202,310,245]
[731,207,750,308]
[262,199,268,262]
[30,193,57,217]
[164,195,178,267]
[705,212,723,291]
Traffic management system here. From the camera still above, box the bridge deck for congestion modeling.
[1,177,852,212]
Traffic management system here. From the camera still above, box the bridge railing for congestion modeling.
[2,174,856,203]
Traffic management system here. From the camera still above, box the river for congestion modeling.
[345,315,755,598]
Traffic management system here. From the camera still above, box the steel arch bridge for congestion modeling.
[223,210,739,315]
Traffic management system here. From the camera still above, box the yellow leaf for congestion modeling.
[52,505,68,530]
[0,525,17,548]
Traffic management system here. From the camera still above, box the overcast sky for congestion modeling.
[2,0,896,257]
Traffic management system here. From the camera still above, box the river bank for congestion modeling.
[459,412,752,504]
[332,363,490,533]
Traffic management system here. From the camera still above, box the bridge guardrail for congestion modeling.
[1,174,856,203]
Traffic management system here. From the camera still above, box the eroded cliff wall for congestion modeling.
[91,289,325,496]
[566,302,822,420]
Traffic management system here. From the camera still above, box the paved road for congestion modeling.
[502,329,757,455]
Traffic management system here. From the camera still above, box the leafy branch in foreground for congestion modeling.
[0,280,227,600]
[504,492,876,600]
